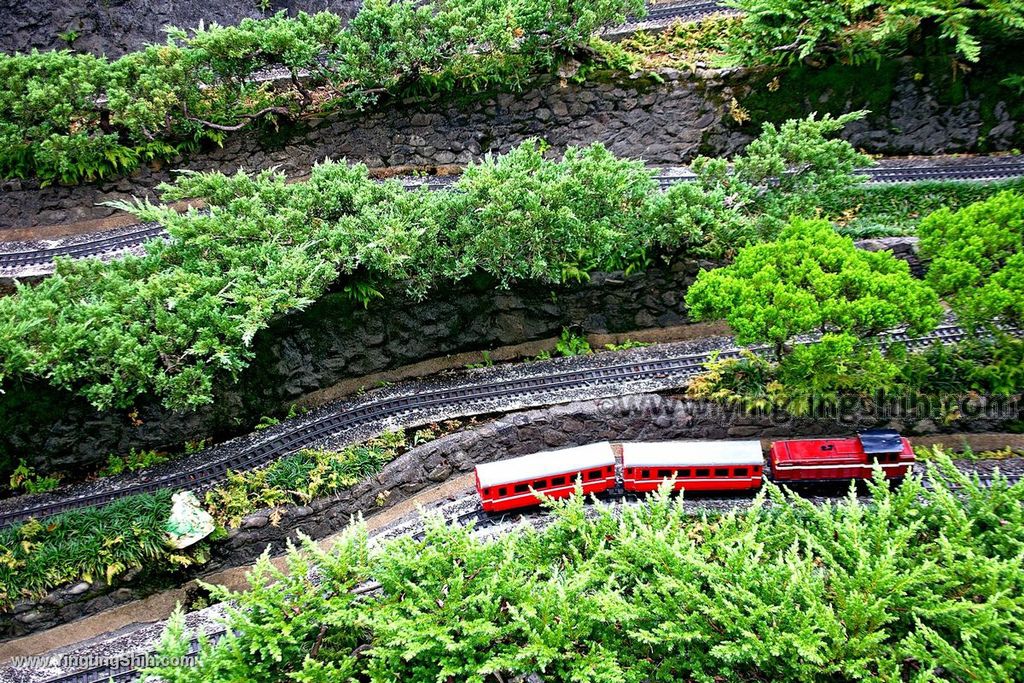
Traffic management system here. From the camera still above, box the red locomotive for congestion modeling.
[475,441,617,512]
[621,440,763,493]
[474,431,915,512]
[769,430,914,482]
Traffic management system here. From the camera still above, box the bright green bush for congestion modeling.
[0,0,643,184]
[919,190,1024,330]
[685,217,944,358]
[147,464,1024,682]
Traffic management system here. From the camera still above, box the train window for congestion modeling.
[657,469,672,477]
[734,468,748,477]
[679,469,691,477]
[753,466,761,473]
[551,476,566,486]
[715,468,729,477]
[695,468,709,477]
[641,469,650,478]
[588,470,601,480]
[534,479,547,489]
[483,488,491,495]
[514,483,529,493]
[820,444,835,451]
[499,487,507,496]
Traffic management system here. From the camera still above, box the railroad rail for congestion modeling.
[3,157,1023,271]
[0,324,973,529]
[625,0,733,25]
[31,464,1023,683]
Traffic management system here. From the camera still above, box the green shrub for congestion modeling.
[685,217,943,359]
[0,0,643,184]
[0,119,872,412]
[204,433,404,527]
[555,328,592,357]
[98,448,169,477]
[7,460,61,495]
[0,490,199,608]
[146,463,1024,681]
[919,190,1024,330]
[666,111,871,254]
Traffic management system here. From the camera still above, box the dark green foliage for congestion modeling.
[0,0,643,184]
[0,490,189,608]
[726,0,1024,66]
[147,466,1024,681]
[919,190,1024,330]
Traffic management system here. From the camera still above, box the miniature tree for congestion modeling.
[919,190,1024,331]
[685,217,943,358]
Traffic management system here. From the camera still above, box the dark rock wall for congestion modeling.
[4,57,1021,229]
[4,393,1014,638]
[1,0,362,58]
[0,259,705,472]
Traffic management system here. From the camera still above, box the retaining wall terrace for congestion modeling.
[3,54,1022,230]
[0,258,707,472]
[3,392,1016,638]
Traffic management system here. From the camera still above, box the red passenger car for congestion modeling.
[475,442,617,512]
[621,440,764,493]
[769,430,914,482]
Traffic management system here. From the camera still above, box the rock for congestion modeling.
[18,610,45,624]
[242,512,271,529]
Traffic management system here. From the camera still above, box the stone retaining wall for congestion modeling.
[0,258,707,471]
[3,392,1012,638]
[4,55,1021,229]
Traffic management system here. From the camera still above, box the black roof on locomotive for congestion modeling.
[857,429,904,454]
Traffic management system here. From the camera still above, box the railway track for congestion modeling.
[3,158,1023,271]
[0,324,972,529]
[625,0,734,25]
[32,464,1023,683]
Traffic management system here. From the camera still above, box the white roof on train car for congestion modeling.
[621,441,763,468]
[476,442,615,488]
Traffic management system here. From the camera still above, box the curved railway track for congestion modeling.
[0,324,972,529]
[3,158,1023,271]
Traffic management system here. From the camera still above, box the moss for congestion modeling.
[736,37,1024,149]
[739,60,902,131]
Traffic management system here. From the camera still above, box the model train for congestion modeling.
[475,430,914,512]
